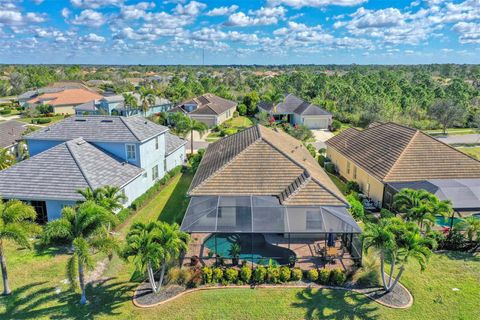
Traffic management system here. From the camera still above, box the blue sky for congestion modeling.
[0,0,479,64]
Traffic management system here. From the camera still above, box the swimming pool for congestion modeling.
[203,233,295,265]
[435,214,480,227]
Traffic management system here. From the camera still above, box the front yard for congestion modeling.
[1,170,479,319]
[457,146,480,160]
[206,116,253,142]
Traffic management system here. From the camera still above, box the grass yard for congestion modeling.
[457,147,480,160]
[327,173,348,195]
[18,115,66,125]
[1,170,479,320]
[206,116,254,142]
[424,128,479,136]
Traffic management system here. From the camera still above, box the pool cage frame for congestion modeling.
[181,195,363,269]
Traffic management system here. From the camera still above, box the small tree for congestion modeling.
[138,87,156,116]
[429,99,466,135]
[237,103,247,116]
[0,199,40,295]
[176,115,208,155]
[455,216,480,242]
[243,91,259,116]
[123,92,138,116]
[347,194,365,221]
[0,148,15,171]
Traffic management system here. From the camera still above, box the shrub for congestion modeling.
[212,267,223,283]
[346,181,361,194]
[266,265,281,284]
[224,268,239,284]
[31,118,52,124]
[307,269,318,282]
[318,155,326,167]
[330,269,347,286]
[237,103,247,116]
[202,266,213,284]
[233,111,239,118]
[347,194,365,221]
[187,268,203,288]
[240,266,252,283]
[116,207,132,223]
[167,267,192,286]
[330,120,341,131]
[291,268,302,281]
[0,108,11,115]
[324,163,336,174]
[318,269,330,285]
[305,143,317,158]
[221,128,238,136]
[253,266,267,284]
[352,254,380,287]
[380,208,395,219]
[279,266,291,283]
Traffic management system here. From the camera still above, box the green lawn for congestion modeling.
[18,115,65,125]
[424,128,479,136]
[457,147,480,160]
[328,173,348,195]
[1,170,479,319]
[206,116,254,142]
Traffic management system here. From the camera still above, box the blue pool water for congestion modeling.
[203,233,295,265]
[435,214,480,227]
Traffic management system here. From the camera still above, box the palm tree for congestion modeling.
[77,187,104,204]
[0,199,40,295]
[122,221,189,293]
[0,148,15,171]
[138,87,156,116]
[99,186,127,212]
[178,116,208,155]
[455,216,480,242]
[123,92,138,116]
[41,201,118,304]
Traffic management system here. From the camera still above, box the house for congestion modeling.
[258,94,332,129]
[75,94,173,117]
[0,120,28,156]
[0,115,186,223]
[325,122,480,213]
[180,125,362,269]
[171,93,237,127]
[25,88,103,115]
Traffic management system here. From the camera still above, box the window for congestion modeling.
[353,166,357,179]
[346,161,351,175]
[126,144,136,161]
[155,137,159,150]
[306,211,323,230]
[152,165,159,180]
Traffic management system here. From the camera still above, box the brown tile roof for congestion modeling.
[27,88,103,106]
[189,125,347,207]
[178,93,237,116]
[326,122,480,182]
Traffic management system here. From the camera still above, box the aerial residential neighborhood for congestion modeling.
[0,1,479,320]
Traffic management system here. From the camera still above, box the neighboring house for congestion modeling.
[25,88,103,115]
[0,120,28,156]
[325,122,480,212]
[180,125,362,268]
[0,115,186,223]
[258,94,332,129]
[171,93,237,127]
[75,93,173,117]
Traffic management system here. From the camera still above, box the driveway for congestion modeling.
[436,134,480,145]
[186,140,210,153]
[311,129,334,149]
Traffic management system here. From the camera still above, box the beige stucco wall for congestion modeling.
[53,105,76,115]
[327,146,385,207]
[189,115,217,127]
[216,106,236,124]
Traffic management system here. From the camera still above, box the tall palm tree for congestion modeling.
[122,221,189,293]
[123,92,138,116]
[138,87,156,116]
[455,216,480,242]
[0,199,40,295]
[178,116,208,155]
[41,201,118,304]
[99,186,128,213]
[77,187,104,204]
[0,148,15,171]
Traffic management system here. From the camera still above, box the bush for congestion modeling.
[307,269,318,282]
[330,120,341,131]
[224,268,239,284]
[330,269,347,286]
[233,111,239,118]
[237,103,247,116]
[318,269,330,285]
[0,108,11,115]
[220,127,238,137]
[324,163,336,174]
[305,143,316,158]
[279,266,291,283]
[318,155,326,167]
[31,118,52,124]
[352,254,380,287]
[380,208,395,219]
[253,266,267,284]
[346,181,361,194]
[291,268,302,281]
[202,266,213,284]
[212,267,223,283]
[167,267,192,286]
[116,207,132,223]
[187,268,202,288]
[240,266,252,283]
[347,194,365,221]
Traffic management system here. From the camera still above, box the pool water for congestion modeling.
[203,233,295,265]
[435,214,480,227]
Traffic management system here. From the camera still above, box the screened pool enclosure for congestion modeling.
[181,196,363,269]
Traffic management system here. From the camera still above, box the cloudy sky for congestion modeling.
[0,0,479,65]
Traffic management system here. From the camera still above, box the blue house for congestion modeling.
[74,94,173,117]
[0,115,186,223]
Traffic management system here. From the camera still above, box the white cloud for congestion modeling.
[225,7,286,27]
[71,9,105,27]
[81,32,106,42]
[0,8,46,25]
[70,0,121,9]
[120,2,155,20]
[174,1,206,16]
[190,27,259,44]
[206,5,238,16]
[267,0,366,8]
[61,8,71,19]
[452,21,480,43]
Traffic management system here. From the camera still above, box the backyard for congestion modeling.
[206,116,253,142]
[0,171,479,319]
[457,146,480,160]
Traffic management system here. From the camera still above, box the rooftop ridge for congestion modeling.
[279,170,311,204]
[64,138,95,190]
[119,117,142,141]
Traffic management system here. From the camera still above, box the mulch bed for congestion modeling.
[357,284,412,308]
[133,283,186,307]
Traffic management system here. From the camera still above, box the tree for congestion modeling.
[455,216,480,242]
[175,114,208,154]
[138,87,156,116]
[36,104,53,115]
[77,187,104,204]
[122,221,189,294]
[123,92,138,116]
[429,99,466,134]
[237,103,247,116]
[346,194,365,221]
[0,149,15,171]
[243,91,260,116]
[0,199,40,295]
[41,201,118,304]
[99,186,127,213]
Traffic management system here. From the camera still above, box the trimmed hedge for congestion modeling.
[31,118,52,124]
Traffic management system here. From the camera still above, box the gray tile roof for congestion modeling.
[0,120,28,148]
[75,100,98,111]
[258,94,331,116]
[24,115,168,143]
[0,138,143,201]
[177,93,237,116]
[166,132,187,155]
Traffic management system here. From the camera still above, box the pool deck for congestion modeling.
[184,233,358,272]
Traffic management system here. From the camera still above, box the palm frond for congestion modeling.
[67,254,78,290]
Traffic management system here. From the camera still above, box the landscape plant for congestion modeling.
[307,269,318,282]
[253,266,267,284]
[318,269,330,285]
[212,267,223,283]
[240,266,252,283]
[279,266,291,282]
[0,148,15,171]
[224,268,239,284]
[291,268,302,281]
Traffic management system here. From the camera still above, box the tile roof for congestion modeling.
[326,122,480,182]
[24,115,168,143]
[258,94,331,116]
[166,132,187,155]
[178,93,237,115]
[189,125,346,207]
[26,88,103,106]
[0,138,143,201]
[0,120,28,148]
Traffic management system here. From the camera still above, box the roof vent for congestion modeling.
[77,140,86,145]
[101,119,113,123]
[75,119,87,122]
